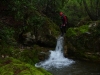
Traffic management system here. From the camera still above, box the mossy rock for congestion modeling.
[0,57,52,75]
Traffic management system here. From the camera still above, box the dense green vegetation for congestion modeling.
[0,0,100,74]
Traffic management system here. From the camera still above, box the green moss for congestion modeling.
[85,54,99,61]
[78,25,89,33]
[66,25,89,37]
[0,57,52,75]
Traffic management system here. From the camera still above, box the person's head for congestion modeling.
[59,12,63,16]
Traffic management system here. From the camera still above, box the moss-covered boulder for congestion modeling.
[66,21,100,63]
[0,57,52,75]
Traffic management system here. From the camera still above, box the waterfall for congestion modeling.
[35,36,75,69]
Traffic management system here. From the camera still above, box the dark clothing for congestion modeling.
[61,15,67,25]
[60,15,68,36]
[60,26,66,35]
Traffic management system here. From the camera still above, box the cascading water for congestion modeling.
[35,36,75,70]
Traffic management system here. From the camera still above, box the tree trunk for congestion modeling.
[96,0,99,20]
[82,0,96,21]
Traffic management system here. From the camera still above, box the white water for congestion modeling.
[35,36,75,69]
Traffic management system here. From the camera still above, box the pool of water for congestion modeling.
[47,60,100,75]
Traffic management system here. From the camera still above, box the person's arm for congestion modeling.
[64,16,67,25]
[62,16,66,26]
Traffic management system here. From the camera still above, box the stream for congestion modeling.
[47,60,100,75]
[35,35,100,75]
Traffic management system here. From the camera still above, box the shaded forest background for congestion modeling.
[0,0,100,64]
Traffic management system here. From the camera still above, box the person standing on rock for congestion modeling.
[59,12,68,36]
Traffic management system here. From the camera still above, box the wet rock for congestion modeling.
[38,51,51,61]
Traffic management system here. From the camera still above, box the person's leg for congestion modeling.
[64,26,66,33]
[60,26,63,36]
[61,26,65,36]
